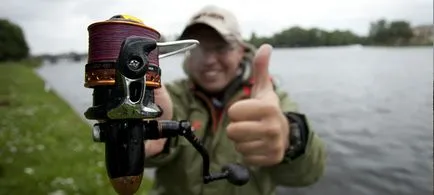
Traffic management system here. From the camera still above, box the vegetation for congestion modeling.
[247,19,432,48]
[365,19,415,45]
[249,28,363,47]
[0,61,153,195]
[0,19,30,61]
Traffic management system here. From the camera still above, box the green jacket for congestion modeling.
[144,45,326,195]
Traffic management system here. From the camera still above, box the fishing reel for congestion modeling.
[83,15,250,195]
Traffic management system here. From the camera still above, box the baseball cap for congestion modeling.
[178,5,243,44]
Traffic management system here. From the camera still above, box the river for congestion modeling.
[36,46,433,195]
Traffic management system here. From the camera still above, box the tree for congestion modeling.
[248,32,273,47]
[367,19,414,45]
[388,21,413,40]
[0,19,30,61]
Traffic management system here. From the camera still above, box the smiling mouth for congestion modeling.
[203,70,220,78]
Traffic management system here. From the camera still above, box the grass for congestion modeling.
[0,61,153,195]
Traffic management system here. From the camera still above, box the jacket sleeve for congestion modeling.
[261,88,327,187]
[143,82,187,168]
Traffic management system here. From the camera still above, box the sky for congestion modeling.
[1,0,432,55]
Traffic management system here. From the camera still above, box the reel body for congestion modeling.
[84,15,250,195]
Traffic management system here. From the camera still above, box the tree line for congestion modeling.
[247,19,431,48]
[1,18,431,63]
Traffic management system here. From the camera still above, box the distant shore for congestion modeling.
[32,43,433,64]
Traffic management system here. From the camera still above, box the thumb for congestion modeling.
[251,44,273,98]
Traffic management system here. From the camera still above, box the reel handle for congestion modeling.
[93,119,250,188]
[142,120,250,186]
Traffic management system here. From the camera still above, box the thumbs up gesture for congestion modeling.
[227,44,290,167]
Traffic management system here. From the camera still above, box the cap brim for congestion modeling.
[178,19,232,42]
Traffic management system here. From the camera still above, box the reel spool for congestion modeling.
[85,15,159,88]
[83,15,250,195]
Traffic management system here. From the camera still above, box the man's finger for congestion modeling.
[226,121,264,142]
[242,155,271,166]
[251,44,273,98]
[234,140,267,156]
[227,99,274,122]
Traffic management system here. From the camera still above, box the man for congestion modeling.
[143,5,326,195]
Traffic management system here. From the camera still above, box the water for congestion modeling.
[36,46,433,195]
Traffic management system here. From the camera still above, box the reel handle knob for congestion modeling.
[222,163,250,186]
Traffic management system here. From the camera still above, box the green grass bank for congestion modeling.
[0,61,153,195]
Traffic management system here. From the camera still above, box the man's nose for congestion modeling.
[202,52,218,65]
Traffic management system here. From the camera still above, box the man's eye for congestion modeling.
[215,45,228,51]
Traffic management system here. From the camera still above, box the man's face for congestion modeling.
[185,25,245,94]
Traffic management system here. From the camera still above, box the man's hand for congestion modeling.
[144,83,172,158]
[227,44,290,167]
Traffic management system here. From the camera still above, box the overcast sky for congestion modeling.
[1,0,432,55]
